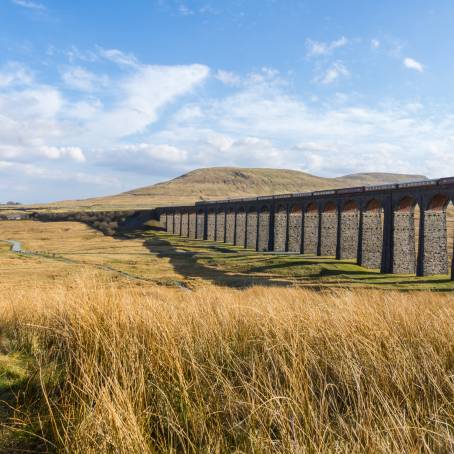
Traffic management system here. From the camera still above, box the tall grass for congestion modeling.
[1,273,453,453]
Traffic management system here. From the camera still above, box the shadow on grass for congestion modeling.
[144,235,289,288]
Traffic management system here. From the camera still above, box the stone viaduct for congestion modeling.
[158,177,454,279]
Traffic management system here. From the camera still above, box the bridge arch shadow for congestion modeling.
[144,234,290,288]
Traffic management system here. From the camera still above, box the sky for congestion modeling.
[1,0,454,203]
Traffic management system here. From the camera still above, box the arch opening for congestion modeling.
[306,202,318,214]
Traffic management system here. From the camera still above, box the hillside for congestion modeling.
[17,167,427,211]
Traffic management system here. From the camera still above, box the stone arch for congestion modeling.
[288,204,303,253]
[393,195,419,274]
[320,201,337,256]
[246,206,258,250]
[215,208,226,242]
[427,194,450,211]
[274,204,287,252]
[225,207,236,244]
[339,200,360,260]
[359,199,384,269]
[207,208,216,241]
[303,202,319,254]
[419,194,451,276]
[258,205,270,252]
[235,206,247,247]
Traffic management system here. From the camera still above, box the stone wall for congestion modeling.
[196,211,205,239]
[174,212,181,236]
[225,210,235,244]
[167,213,174,234]
[288,207,302,253]
[181,212,189,237]
[216,210,225,242]
[274,207,287,252]
[360,210,383,269]
[258,208,270,252]
[189,211,197,239]
[339,207,359,259]
[393,212,416,274]
[160,213,167,230]
[303,211,318,254]
[320,211,337,256]
[207,210,216,241]
[246,210,258,249]
[235,209,246,247]
[421,210,448,275]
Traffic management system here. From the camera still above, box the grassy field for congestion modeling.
[0,220,453,452]
[0,275,453,452]
[0,220,453,290]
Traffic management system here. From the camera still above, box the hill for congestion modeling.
[15,167,427,211]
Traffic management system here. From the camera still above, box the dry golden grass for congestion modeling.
[0,273,453,453]
[0,221,184,288]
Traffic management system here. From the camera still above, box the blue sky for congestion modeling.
[1,0,454,203]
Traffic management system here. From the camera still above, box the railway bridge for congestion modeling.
[158,177,454,279]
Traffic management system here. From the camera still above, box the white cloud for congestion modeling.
[1,48,453,203]
[98,48,139,67]
[0,62,33,87]
[403,57,424,72]
[178,3,194,16]
[215,70,241,86]
[306,36,348,57]
[61,66,109,92]
[12,0,45,10]
[371,39,380,49]
[315,61,350,85]
[87,63,210,142]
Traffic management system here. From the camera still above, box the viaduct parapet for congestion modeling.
[158,177,454,279]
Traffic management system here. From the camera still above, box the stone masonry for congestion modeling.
[339,202,359,260]
[225,209,235,244]
[258,207,270,252]
[207,209,216,241]
[273,206,287,252]
[246,209,258,250]
[288,206,303,253]
[161,177,454,279]
[235,209,246,247]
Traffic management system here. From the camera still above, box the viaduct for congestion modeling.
[157,177,454,279]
